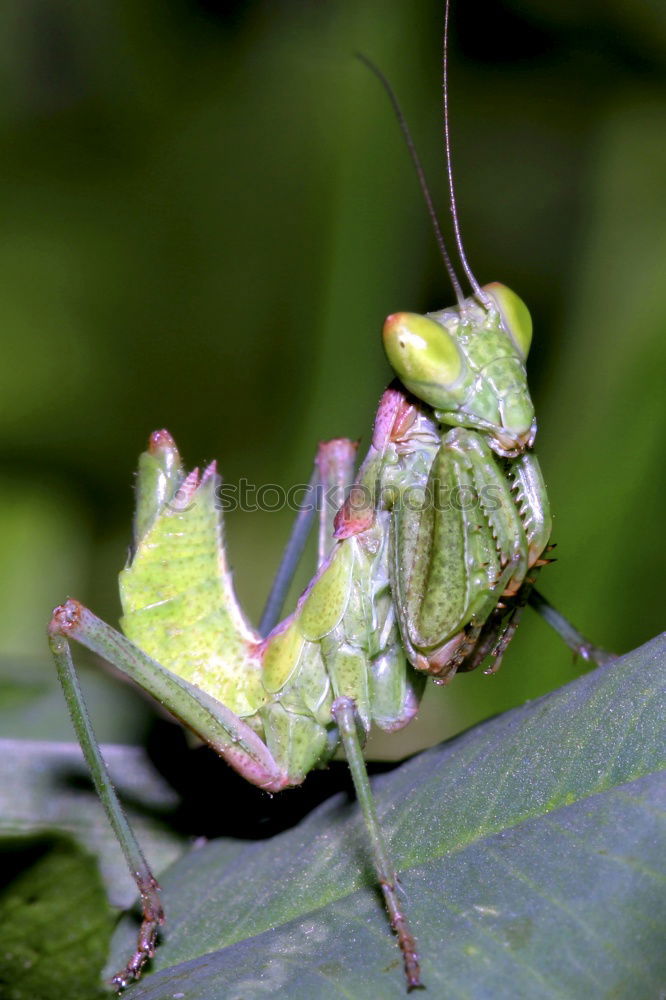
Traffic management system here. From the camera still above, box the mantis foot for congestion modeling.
[379,878,423,991]
[111,874,164,990]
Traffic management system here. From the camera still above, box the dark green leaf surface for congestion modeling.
[0,836,113,1000]
[110,635,665,999]
[0,739,184,909]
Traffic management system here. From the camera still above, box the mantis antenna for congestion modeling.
[442,0,491,307]
[356,51,464,307]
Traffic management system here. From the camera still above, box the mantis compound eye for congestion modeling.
[483,282,533,359]
[382,311,463,409]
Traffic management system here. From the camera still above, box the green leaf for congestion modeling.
[108,634,665,999]
[0,836,114,1000]
[0,739,184,910]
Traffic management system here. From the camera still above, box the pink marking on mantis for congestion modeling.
[148,428,178,455]
[372,385,418,450]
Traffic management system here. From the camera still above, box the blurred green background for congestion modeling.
[0,0,664,759]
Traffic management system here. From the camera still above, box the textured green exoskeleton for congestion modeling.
[48,279,556,992]
[382,282,552,679]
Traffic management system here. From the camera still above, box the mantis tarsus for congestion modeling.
[47,3,610,993]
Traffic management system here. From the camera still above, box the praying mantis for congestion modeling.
[46,2,610,994]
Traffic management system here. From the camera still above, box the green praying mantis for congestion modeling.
[47,4,610,994]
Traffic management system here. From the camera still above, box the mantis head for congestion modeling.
[382,282,536,458]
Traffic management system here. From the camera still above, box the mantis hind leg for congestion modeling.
[48,621,164,988]
[48,600,293,987]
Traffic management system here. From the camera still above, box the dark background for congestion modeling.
[0,0,664,760]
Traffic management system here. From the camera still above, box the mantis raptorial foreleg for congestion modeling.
[264,444,610,672]
[265,459,609,676]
